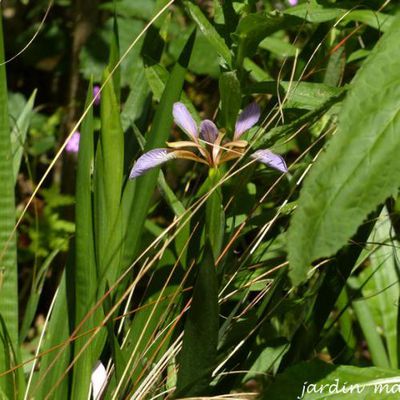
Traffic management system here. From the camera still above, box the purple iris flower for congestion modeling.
[65,131,80,153]
[129,102,288,179]
[93,85,101,106]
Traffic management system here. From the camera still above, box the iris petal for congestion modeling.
[234,102,261,139]
[65,131,80,153]
[200,120,218,143]
[173,102,198,139]
[251,149,288,173]
[129,148,176,179]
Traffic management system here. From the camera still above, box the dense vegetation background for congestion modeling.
[1,0,400,399]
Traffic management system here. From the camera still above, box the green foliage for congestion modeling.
[184,1,232,67]
[176,245,219,397]
[219,71,241,134]
[263,360,400,399]
[2,1,400,399]
[288,13,400,285]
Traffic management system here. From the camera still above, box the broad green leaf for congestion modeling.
[0,15,22,398]
[175,245,219,397]
[232,12,302,63]
[242,341,287,383]
[259,36,299,58]
[243,57,272,81]
[11,90,36,182]
[121,68,149,132]
[324,47,345,87]
[184,1,232,67]
[288,14,400,285]
[263,360,400,399]
[143,62,200,124]
[144,63,169,102]
[253,88,344,152]
[219,71,241,135]
[284,1,344,23]
[247,81,343,110]
[344,10,394,32]
[347,49,370,64]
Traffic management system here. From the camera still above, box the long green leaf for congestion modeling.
[184,1,232,67]
[0,15,22,399]
[94,67,124,282]
[70,81,101,400]
[33,272,71,400]
[175,245,219,397]
[352,292,390,368]
[288,14,400,285]
[359,209,399,368]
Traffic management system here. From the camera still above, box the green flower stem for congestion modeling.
[205,168,225,260]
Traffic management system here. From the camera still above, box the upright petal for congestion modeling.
[234,102,261,139]
[129,148,176,179]
[251,149,288,173]
[200,120,218,144]
[173,102,198,139]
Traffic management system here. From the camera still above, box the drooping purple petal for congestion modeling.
[129,148,176,179]
[65,131,80,153]
[251,149,288,173]
[93,85,101,106]
[173,102,198,139]
[234,102,261,139]
[200,120,218,144]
